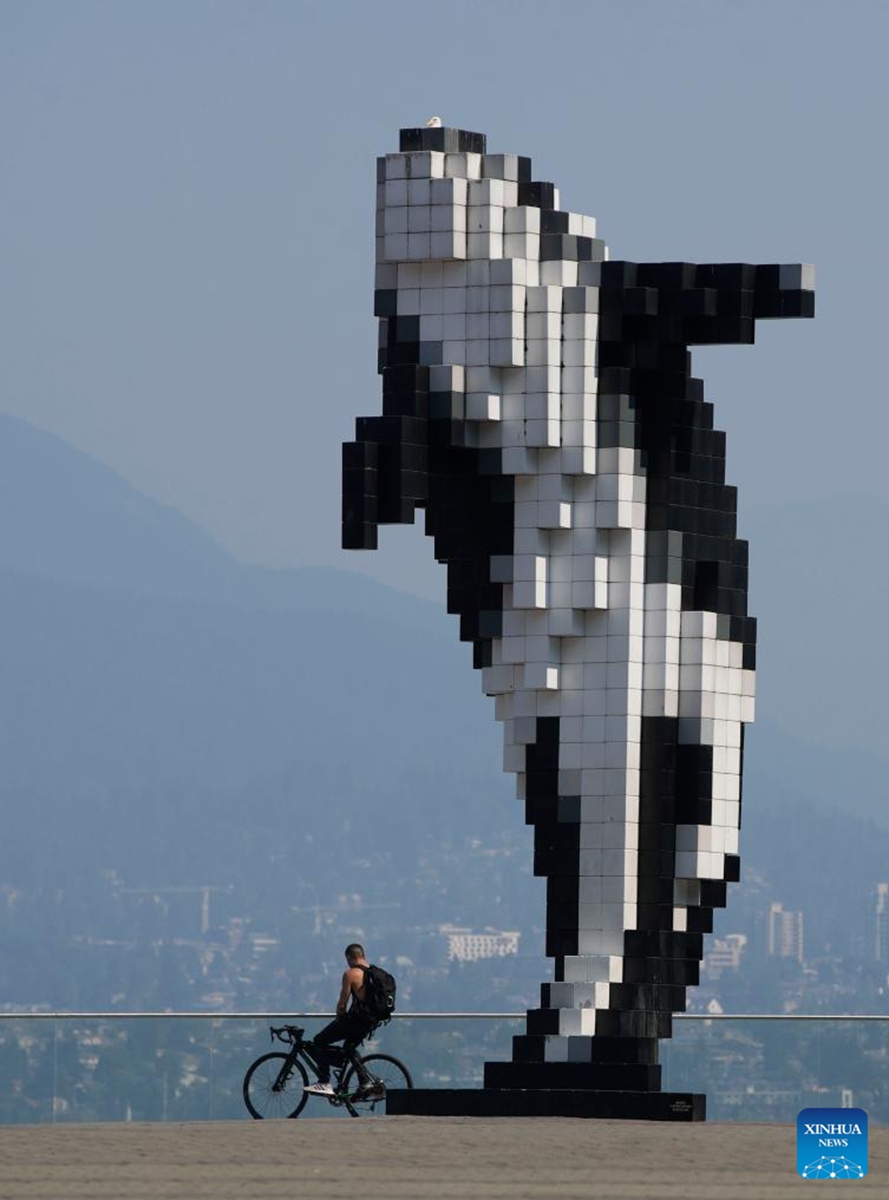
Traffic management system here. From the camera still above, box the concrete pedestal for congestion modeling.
[386,1088,706,1121]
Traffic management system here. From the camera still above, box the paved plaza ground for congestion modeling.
[0,1117,885,1200]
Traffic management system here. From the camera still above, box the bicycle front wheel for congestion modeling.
[342,1053,413,1117]
[243,1052,309,1119]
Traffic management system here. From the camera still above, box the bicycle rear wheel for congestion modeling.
[342,1053,412,1117]
[243,1052,309,1119]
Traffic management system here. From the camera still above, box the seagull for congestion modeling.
[425,116,443,128]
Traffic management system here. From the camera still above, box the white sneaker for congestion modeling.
[303,1081,335,1096]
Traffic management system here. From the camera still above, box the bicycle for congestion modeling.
[242,1024,412,1118]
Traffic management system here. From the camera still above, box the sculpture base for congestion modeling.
[386,1088,706,1121]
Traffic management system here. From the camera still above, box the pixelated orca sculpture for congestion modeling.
[343,125,814,1119]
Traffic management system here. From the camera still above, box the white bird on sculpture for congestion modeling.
[425,116,442,128]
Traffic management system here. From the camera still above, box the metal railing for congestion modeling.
[1,1012,887,1022]
[3,1011,524,1021]
[5,1010,889,1020]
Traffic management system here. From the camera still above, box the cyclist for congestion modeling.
[304,943,379,1097]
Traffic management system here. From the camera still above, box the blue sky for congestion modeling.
[2,0,887,603]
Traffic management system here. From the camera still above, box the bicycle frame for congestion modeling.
[270,1025,366,1105]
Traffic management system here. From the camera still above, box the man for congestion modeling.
[304,943,377,1096]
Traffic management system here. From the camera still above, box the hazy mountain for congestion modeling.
[0,414,235,596]
[0,568,495,799]
[744,498,889,758]
[0,412,444,632]
[745,720,888,830]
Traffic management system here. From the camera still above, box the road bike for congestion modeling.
[242,1024,412,1118]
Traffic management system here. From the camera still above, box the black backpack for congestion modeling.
[361,964,396,1024]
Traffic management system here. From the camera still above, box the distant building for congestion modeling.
[705,933,747,978]
[768,902,804,964]
[441,925,520,963]
[875,883,889,962]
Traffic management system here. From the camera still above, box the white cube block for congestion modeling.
[384,153,407,180]
[505,205,540,233]
[405,150,445,179]
[489,337,523,366]
[541,260,577,286]
[383,233,408,261]
[467,231,503,259]
[406,232,431,259]
[482,153,521,181]
[524,663,558,689]
[445,152,482,180]
[385,206,408,234]
[430,176,468,205]
[384,179,409,206]
[466,393,500,421]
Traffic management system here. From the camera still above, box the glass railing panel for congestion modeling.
[662,1016,889,1122]
[1,1014,886,1124]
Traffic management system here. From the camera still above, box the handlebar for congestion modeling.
[270,1024,305,1046]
